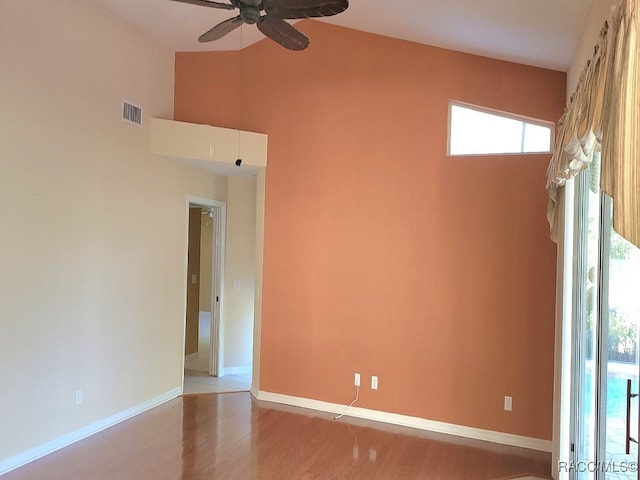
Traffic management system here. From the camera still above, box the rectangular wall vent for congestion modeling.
[122,100,142,126]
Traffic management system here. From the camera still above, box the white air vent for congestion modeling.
[122,100,142,126]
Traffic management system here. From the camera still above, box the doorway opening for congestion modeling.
[183,199,225,388]
[182,194,254,395]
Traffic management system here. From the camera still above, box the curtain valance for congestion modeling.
[547,0,639,248]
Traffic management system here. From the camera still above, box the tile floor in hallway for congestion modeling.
[183,311,252,394]
[183,370,252,394]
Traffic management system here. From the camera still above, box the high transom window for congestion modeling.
[448,102,553,156]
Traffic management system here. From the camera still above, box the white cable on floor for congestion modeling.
[334,385,359,420]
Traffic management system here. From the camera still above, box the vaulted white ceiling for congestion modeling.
[95,0,593,71]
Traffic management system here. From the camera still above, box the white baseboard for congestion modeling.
[0,387,182,476]
[253,390,552,453]
[184,352,198,362]
[250,384,259,398]
[221,365,251,376]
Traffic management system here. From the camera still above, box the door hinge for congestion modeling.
[216,296,219,302]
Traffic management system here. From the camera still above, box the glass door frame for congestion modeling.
[570,170,601,479]
[594,193,612,479]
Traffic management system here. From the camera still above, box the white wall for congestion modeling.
[252,168,266,392]
[223,176,257,373]
[0,0,227,466]
[567,0,619,92]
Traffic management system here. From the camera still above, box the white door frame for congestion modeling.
[185,196,226,378]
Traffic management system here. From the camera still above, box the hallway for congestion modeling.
[184,312,252,395]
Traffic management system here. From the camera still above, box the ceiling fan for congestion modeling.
[170,0,349,51]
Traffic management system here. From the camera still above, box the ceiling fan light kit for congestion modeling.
[170,0,349,50]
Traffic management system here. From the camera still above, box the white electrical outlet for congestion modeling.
[369,448,377,462]
[504,395,512,411]
[354,373,361,387]
[371,376,378,390]
[75,389,83,405]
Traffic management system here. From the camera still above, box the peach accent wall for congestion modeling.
[175,20,565,440]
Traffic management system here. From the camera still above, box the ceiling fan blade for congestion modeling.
[263,0,348,19]
[198,16,244,42]
[170,0,236,10]
[257,16,309,51]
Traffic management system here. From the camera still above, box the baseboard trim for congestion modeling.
[221,365,251,376]
[250,384,259,398]
[0,387,182,476]
[254,390,552,453]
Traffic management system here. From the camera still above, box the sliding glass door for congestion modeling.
[599,200,640,477]
[572,157,640,479]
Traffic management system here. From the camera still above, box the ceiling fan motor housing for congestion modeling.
[240,5,261,24]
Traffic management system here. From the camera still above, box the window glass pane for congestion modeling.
[603,209,640,478]
[524,123,552,152]
[449,103,552,155]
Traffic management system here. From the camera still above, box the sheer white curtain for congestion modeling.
[547,0,639,248]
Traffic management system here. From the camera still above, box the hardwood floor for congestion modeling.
[2,392,552,479]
